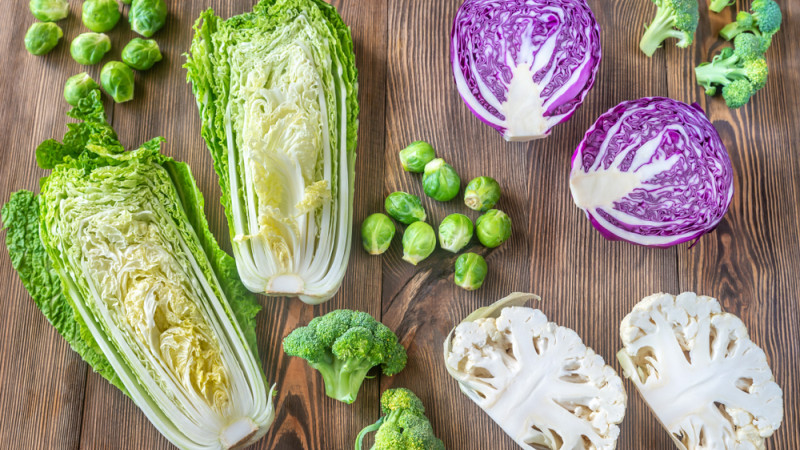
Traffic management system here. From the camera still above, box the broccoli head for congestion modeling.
[283,310,407,404]
[355,388,444,450]
[695,33,769,108]
[720,0,782,41]
[640,0,699,57]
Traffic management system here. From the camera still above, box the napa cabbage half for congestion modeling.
[185,0,359,304]
[2,91,275,450]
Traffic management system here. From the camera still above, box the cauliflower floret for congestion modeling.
[444,293,627,450]
[618,292,783,450]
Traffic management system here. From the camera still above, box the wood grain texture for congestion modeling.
[0,0,797,450]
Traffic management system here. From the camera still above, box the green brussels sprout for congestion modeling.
[24,22,62,56]
[454,253,488,291]
[422,158,460,202]
[476,209,512,248]
[399,140,435,173]
[402,222,436,265]
[100,61,134,103]
[129,0,167,37]
[82,0,120,32]
[464,176,501,212]
[438,213,473,253]
[70,32,111,65]
[385,192,426,225]
[29,0,69,22]
[121,38,162,70]
[64,73,100,106]
[361,213,395,255]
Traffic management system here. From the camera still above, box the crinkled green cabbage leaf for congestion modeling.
[2,91,274,450]
[185,0,359,304]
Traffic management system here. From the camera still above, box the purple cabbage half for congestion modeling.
[569,97,734,248]
[450,0,601,142]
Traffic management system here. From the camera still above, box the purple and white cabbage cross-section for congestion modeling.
[451,0,601,142]
[569,97,734,247]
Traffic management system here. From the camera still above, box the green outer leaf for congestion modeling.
[2,191,126,393]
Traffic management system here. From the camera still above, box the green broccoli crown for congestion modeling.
[720,0,781,41]
[733,33,766,61]
[751,0,782,35]
[736,11,754,28]
[283,310,407,404]
[357,389,444,450]
[743,58,769,90]
[640,0,699,56]
[723,79,755,108]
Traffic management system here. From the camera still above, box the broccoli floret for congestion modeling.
[709,0,734,13]
[722,79,755,108]
[720,0,782,40]
[695,32,769,108]
[639,0,699,57]
[355,388,444,450]
[283,310,407,404]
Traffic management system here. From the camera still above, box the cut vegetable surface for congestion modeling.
[569,97,733,247]
[618,292,783,450]
[444,293,627,449]
[451,0,601,141]
[2,91,275,450]
[185,0,359,303]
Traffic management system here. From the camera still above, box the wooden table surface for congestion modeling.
[1,0,798,449]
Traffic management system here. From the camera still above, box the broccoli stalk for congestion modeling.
[283,310,407,404]
[640,0,699,57]
[355,388,444,450]
[709,0,734,13]
[695,34,769,108]
[720,0,782,41]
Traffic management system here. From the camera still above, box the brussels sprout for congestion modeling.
[64,73,100,106]
[361,213,395,255]
[422,158,460,202]
[82,0,120,32]
[454,253,488,291]
[129,0,167,37]
[399,140,435,173]
[402,222,436,265]
[70,32,111,65]
[121,38,162,70]
[464,176,501,212]
[100,61,134,103]
[385,192,426,225]
[24,22,62,56]
[476,209,512,248]
[29,0,69,22]
[438,214,473,253]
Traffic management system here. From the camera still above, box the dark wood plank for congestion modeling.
[668,1,800,448]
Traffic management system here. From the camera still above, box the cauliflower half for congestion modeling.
[444,293,627,450]
[617,292,783,450]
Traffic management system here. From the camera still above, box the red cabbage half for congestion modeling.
[569,97,733,247]
[451,0,601,142]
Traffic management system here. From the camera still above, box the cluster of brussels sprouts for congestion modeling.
[24,0,167,105]
[360,141,513,291]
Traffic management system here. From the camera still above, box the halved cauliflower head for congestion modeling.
[444,293,627,450]
[617,292,783,450]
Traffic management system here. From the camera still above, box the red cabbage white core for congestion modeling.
[570,97,734,247]
[451,0,601,142]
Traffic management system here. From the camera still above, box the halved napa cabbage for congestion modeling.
[185,0,359,303]
[2,91,275,450]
